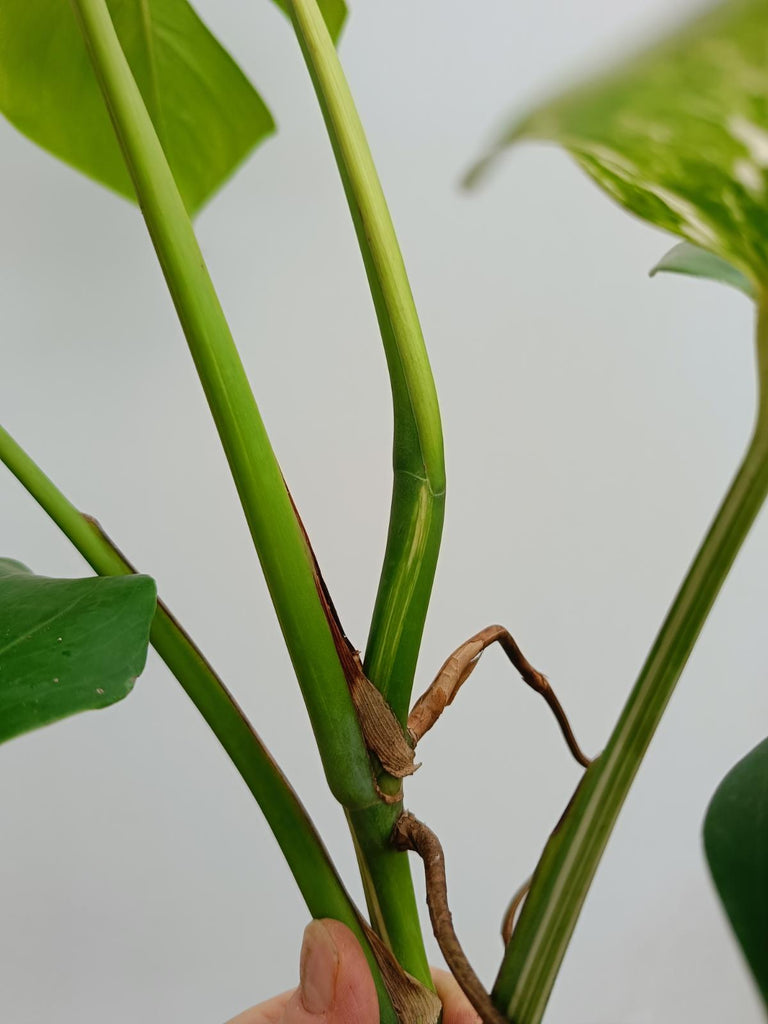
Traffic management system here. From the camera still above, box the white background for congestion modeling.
[1,0,767,1021]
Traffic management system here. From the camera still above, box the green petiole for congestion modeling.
[494,299,768,1023]
[67,0,380,813]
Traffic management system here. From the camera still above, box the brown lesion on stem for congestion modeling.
[284,484,418,794]
[408,624,592,769]
[392,812,510,1024]
[306,556,418,788]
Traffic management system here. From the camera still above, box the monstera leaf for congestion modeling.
[0,559,156,744]
[467,0,768,289]
[704,737,768,1009]
[0,0,346,213]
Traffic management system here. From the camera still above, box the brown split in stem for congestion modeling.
[284,484,417,784]
[408,624,592,768]
[391,812,509,1024]
[500,875,531,945]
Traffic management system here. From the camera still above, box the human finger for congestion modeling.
[226,919,379,1024]
[431,967,482,1024]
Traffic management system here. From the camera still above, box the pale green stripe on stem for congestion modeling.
[494,302,768,1024]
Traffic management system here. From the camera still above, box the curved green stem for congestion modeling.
[282,0,445,725]
[283,0,445,985]
[0,423,397,1023]
[67,0,378,812]
[494,302,768,1023]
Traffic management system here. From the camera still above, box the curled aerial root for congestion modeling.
[501,875,531,945]
[408,624,592,768]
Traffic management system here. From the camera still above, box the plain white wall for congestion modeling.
[1,0,766,1021]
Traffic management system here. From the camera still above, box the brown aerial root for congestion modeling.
[500,875,531,945]
[407,624,592,768]
[391,812,509,1024]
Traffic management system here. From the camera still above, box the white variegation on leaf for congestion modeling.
[468,0,768,289]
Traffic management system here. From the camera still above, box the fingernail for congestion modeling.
[299,921,339,1015]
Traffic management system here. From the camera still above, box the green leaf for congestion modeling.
[0,0,275,213]
[650,241,756,299]
[704,736,768,1009]
[467,0,768,287]
[273,0,348,42]
[0,558,156,744]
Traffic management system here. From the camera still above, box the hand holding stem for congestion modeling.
[227,921,480,1024]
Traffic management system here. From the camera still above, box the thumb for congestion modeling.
[281,919,379,1024]
[227,920,379,1024]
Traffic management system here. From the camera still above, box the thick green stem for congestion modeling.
[0,424,397,1023]
[494,303,768,1023]
[67,0,378,811]
[283,0,445,984]
[345,802,424,963]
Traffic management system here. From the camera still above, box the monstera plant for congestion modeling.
[1,0,767,1020]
